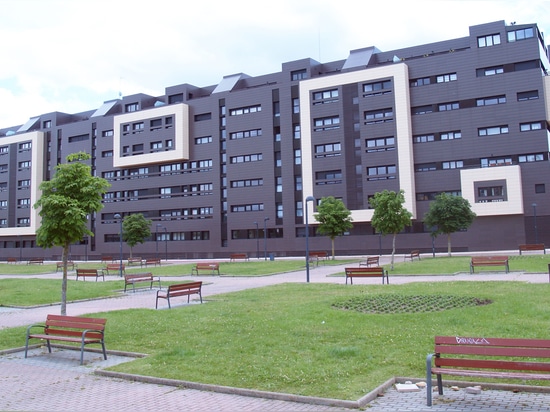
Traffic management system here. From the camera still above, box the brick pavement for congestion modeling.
[1,256,549,411]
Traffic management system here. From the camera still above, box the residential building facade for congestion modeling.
[0,20,549,260]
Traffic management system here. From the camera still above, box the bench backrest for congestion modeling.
[471,256,508,263]
[434,336,550,372]
[310,251,327,257]
[196,262,219,269]
[345,267,384,275]
[106,263,125,270]
[77,269,98,275]
[168,281,202,294]
[45,314,106,339]
[125,273,153,281]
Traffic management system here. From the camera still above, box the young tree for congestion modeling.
[313,196,353,259]
[122,213,152,258]
[423,192,476,256]
[370,190,412,270]
[34,152,110,315]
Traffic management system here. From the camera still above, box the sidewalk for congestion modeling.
[1,258,549,411]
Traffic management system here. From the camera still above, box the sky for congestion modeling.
[1,0,550,128]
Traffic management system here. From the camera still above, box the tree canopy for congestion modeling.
[423,192,476,256]
[370,190,412,269]
[122,213,152,258]
[313,196,353,259]
[34,152,110,314]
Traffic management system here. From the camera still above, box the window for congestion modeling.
[150,119,162,129]
[160,163,181,175]
[412,105,433,115]
[291,69,307,81]
[133,122,144,132]
[292,98,300,114]
[518,153,545,163]
[231,203,264,212]
[18,161,31,169]
[17,198,30,208]
[315,142,341,157]
[363,80,392,96]
[313,89,339,102]
[314,116,340,131]
[316,170,342,185]
[276,176,282,193]
[441,131,462,140]
[442,160,464,169]
[436,73,457,83]
[410,77,430,87]
[125,103,139,112]
[478,126,509,136]
[293,124,301,139]
[43,120,51,128]
[230,153,263,164]
[194,113,212,121]
[517,90,539,101]
[476,95,506,106]
[477,186,504,202]
[413,134,435,143]
[231,178,263,188]
[415,163,437,172]
[195,136,212,144]
[102,130,114,137]
[367,165,396,180]
[102,150,113,157]
[295,176,302,191]
[0,146,8,154]
[520,122,542,132]
[229,105,261,116]
[19,142,32,150]
[478,33,501,47]
[17,218,30,227]
[160,187,172,198]
[481,157,512,167]
[294,149,301,165]
[366,137,395,152]
[365,108,393,124]
[508,27,534,42]
[477,66,504,76]
[18,179,30,188]
[151,141,162,150]
[438,102,459,111]
[535,184,546,194]
[276,203,283,219]
[229,129,262,140]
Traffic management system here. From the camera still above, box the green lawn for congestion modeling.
[1,281,549,400]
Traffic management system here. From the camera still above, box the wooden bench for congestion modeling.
[7,257,17,264]
[359,256,380,267]
[230,253,249,262]
[404,250,420,261]
[309,251,329,266]
[426,335,550,406]
[519,244,546,255]
[24,314,107,365]
[345,267,389,285]
[102,263,125,276]
[127,257,142,266]
[191,262,220,275]
[470,256,509,273]
[76,268,105,281]
[56,261,76,272]
[27,258,44,265]
[156,281,203,309]
[101,256,114,264]
[124,273,161,292]
[141,258,161,267]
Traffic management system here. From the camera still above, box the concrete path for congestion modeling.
[1,256,549,411]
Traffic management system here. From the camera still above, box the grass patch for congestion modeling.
[2,281,546,400]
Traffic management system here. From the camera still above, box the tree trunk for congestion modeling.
[61,243,69,315]
[391,233,396,270]
[331,238,335,260]
[447,233,452,257]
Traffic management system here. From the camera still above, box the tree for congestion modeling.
[423,192,476,256]
[313,196,353,259]
[122,213,152,258]
[34,152,110,315]
[370,190,412,270]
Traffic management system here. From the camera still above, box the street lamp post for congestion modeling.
[305,196,316,283]
[163,227,168,261]
[114,214,123,277]
[254,221,259,259]
[156,224,162,259]
[532,203,538,244]
[263,217,269,260]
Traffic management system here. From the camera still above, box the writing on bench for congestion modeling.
[156,281,203,309]
[426,335,550,406]
[345,267,389,284]
[25,314,107,365]
[124,273,161,292]
[470,256,509,273]
[192,262,220,275]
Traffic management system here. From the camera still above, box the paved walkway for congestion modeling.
[1,256,549,411]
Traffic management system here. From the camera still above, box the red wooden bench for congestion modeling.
[345,267,389,284]
[470,256,509,273]
[359,256,380,267]
[25,314,107,365]
[156,281,203,309]
[426,336,550,406]
[124,273,161,292]
[76,268,104,281]
[230,253,249,262]
[519,244,546,255]
[191,262,220,275]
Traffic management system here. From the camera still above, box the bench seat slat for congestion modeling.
[27,333,103,343]
[436,345,550,358]
[436,358,550,372]
[431,367,550,380]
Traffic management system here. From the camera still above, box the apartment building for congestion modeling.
[0,20,549,260]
